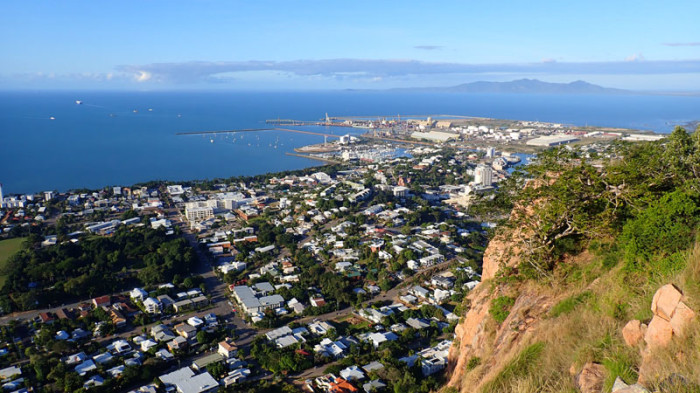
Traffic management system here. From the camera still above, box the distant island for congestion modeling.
[385,79,631,95]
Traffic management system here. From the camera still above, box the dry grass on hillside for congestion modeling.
[457,240,700,393]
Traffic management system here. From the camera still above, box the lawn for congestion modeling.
[0,237,24,287]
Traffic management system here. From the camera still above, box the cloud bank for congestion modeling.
[114,58,700,84]
[662,42,700,47]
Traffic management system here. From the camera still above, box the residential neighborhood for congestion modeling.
[0,145,502,393]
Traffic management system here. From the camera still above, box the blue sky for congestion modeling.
[1,0,699,90]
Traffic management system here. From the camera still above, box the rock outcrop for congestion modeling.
[446,285,552,391]
[642,284,695,350]
[620,283,696,387]
[611,377,650,393]
[575,362,607,393]
[621,320,646,347]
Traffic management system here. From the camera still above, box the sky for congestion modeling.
[1,0,699,91]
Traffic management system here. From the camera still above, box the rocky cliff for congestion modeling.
[445,230,700,393]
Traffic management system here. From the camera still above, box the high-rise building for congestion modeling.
[474,165,493,187]
[485,147,496,158]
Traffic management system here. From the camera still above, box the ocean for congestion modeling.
[1,90,699,194]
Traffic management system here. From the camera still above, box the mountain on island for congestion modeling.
[387,79,631,94]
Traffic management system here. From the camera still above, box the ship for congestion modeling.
[75,100,82,105]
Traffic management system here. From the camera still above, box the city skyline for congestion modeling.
[1,0,699,90]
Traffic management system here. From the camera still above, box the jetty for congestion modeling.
[176,128,341,138]
[285,152,343,164]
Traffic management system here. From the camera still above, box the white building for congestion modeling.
[474,165,493,187]
[185,203,215,222]
[143,297,161,314]
[159,367,219,393]
[393,186,410,198]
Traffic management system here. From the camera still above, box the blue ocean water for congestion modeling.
[1,90,698,194]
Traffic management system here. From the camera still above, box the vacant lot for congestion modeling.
[0,237,24,287]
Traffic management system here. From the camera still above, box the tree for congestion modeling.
[196,330,209,344]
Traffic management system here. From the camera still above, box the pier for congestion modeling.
[176,128,341,138]
[285,152,343,164]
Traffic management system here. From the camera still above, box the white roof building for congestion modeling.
[159,367,219,393]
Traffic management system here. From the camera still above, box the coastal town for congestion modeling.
[0,116,657,393]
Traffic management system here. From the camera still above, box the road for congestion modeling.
[0,202,458,383]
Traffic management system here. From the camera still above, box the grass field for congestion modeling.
[0,237,24,287]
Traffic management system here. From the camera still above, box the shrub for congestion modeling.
[550,291,593,318]
[489,296,515,324]
[466,357,481,370]
[621,190,699,271]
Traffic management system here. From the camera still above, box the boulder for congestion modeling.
[575,362,606,393]
[621,320,645,347]
[670,301,695,336]
[644,315,673,349]
[650,284,682,321]
[611,377,651,393]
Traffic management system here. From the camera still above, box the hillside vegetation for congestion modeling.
[447,126,700,393]
[0,227,196,311]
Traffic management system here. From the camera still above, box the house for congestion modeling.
[150,325,176,342]
[218,340,237,359]
[362,361,385,374]
[167,336,188,352]
[93,352,114,364]
[173,295,209,313]
[109,309,127,328]
[339,365,366,382]
[143,297,161,314]
[308,320,334,336]
[287,298,306,314]
[38,312,54,324]
[329,376,359,393]
[55,308,72,320]
[84,375,105,389]
[410,286,430,299]
[107,365,125,378]
[174,323,197,339]
[140,339,158,352]
[310,295,326,307]
[231,286,283,314]
[65,352,88,365]
[159,367,219,393]
[360,332,398,348]
[192,353,225,372]
[156,348,175,361]
[107,339,132,355]
[92,295,111,308]
[222,368,251,387]
[406,318,431,330]
[362,380,387,393]
[187,316,205,329]
[0,366,21,381]
[75,360,97,376]
[130,288,148,301]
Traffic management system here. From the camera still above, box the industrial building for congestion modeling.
[526,134,580,146]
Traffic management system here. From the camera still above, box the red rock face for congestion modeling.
[650,284,682,322]
[669,301,695,336]
[629,283,697,387]
[622,319,646,347]
[644,315,673,349]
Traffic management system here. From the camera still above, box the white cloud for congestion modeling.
[625,53,645,62]
[135,70,152,82]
